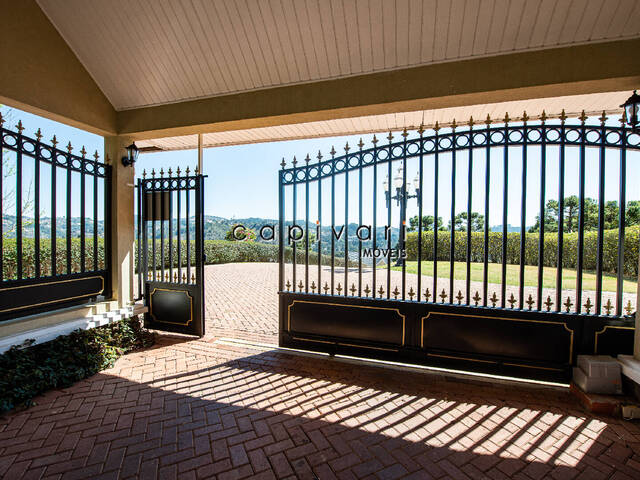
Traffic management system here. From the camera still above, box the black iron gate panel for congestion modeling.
[137,168,205,336]
[278,111,639,382]
[0,115,112,320]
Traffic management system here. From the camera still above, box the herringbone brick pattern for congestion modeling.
[1,335,639,479]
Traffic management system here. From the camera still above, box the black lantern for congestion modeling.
[122,142,139,167]
[621,90,640,131]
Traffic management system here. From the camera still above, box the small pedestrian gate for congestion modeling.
[137,169,205,336]
[277,111,639,382]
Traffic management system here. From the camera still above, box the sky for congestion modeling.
[2,104,639,229]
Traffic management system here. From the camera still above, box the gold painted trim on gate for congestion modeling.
[420,311,574,363]
[149,288,193,326]
[594,325,635,354]
[502,362,564,372]
[287,299,406,345]
[0,276,105,313]
[427,353,497,364]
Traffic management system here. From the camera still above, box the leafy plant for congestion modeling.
[0,317,154,414]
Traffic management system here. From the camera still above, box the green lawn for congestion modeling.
[391,261,637,293]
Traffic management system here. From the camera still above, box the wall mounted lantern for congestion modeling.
[621,90,640,131]
[122,142,139,167]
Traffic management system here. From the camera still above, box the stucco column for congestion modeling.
[104,136,135,307]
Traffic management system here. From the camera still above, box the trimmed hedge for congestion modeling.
[405,226,639,276]
[0,317,154,414]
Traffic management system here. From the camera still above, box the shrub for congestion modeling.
[405,226,639,276]
[0,317,154,414]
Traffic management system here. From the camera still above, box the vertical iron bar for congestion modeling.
[305,160,309,292]
[595,117,606,315]
[186,181,191,283]
[278,170,285,291]
[177,186,181,281]
[152,186,156,279]
[344,152,349,297]
[466,125,473,304]
[576,115,586,313]
[483,119,491,306]
[66,153,71,275]
[161,184,165,281]
[417,129,424,301]
[358,146,363,296]
[35,141,41,278]
[137,179,142,297]
[519,120,527,309]
[16,132,23,279]
[141,182,148,292]
[387,135,392,299]
[93,166,98,271]
[501,120,509,308]
[80,157,86,273]
[450,126,456,302]
[169,188,173,282]
[0,129,3,281]
[616,125,627,316]
[372,139,378,297]
[538,119,547,310]
[556,115,566,311]
[292,163,297,292]
[51,150,57,276]
[433,127,440,299]
[104,167,112,295]
[317,159,322,293]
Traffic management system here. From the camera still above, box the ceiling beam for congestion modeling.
[118,38,640,140]
[0,0,117,135]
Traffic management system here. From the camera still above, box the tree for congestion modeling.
[224,224,256,241]
[408,215,444,232]
[449,212,485,232]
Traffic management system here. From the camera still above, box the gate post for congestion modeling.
[105,135,136,307]
[636,252,640,359]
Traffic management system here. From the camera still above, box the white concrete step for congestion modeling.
[0,302,148,354]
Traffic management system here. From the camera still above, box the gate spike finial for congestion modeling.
[507,293,517,308]
[401,128,408,139]
[540,110,547,124]
[490,292,498,307]
[485,114,491,125]
[316,150,323,161]
[93,150,100,161]
[544,295,553,312]
[185,166,190,175]
[286,280,291,291]
[584,297,593,314]
[330,146,336,157]
[292,156,297,167]
[387,131,394,142]
[305,154,310,164]
[604,298,613,315]
[579,110,588,124]
[372,134,378,145]
[173,272,178,282]
[142,169,147,178]
[168,167,172,177]
[392,286,400,299]
[344,142,350,153]
[450,119,457,130]
[151,168,156,178]
[323,282,329,294]
[35,128,43,141]
[80,146,87,158]
[176,166,181,175]
[625,300,633,315]
[66,141,73,153]
[350,283,356,295]
[195,165,199,175]
[424,288,431,302]
[417,124,425,135]
[564,296,573,313]
[434,121,441,132]
[298,280,304,292]
[503,113,510,124]
[51,134,58,147]
[337,283,342,294]
[0,111,4,126]
[620,110,628,126]
[468,116,474,128]
[16,120,25,133]
[408,287,415,300]
[599,110,608,126]
[311,281,316,293]
[473,291,481,306]
[160,168,164,177]
[439,289,448,303]
[364,284,371,297]
[559,109,567,123]
[280,157,286,169]
[526,294,534,310]
[522,111,529,124]
[456,290,463,305]
[378,285,384,297]
[358,138,364,149]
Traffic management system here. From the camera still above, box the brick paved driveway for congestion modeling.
[2,336,640,479]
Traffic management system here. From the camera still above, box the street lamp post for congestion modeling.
[383,165,420,267]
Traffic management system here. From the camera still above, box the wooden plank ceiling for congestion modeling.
[37,0,639,149]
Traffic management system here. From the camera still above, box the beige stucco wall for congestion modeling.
[0,0,117,135]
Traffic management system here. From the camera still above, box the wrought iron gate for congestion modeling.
[278,111,639,382]
[137,168,205,336]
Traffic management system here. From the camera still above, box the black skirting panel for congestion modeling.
[279,292,635,383]
[0,272,108,321]
[144,281,204,337]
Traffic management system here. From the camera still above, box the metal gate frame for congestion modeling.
[277,112,638,382]
[137,170,205,336]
